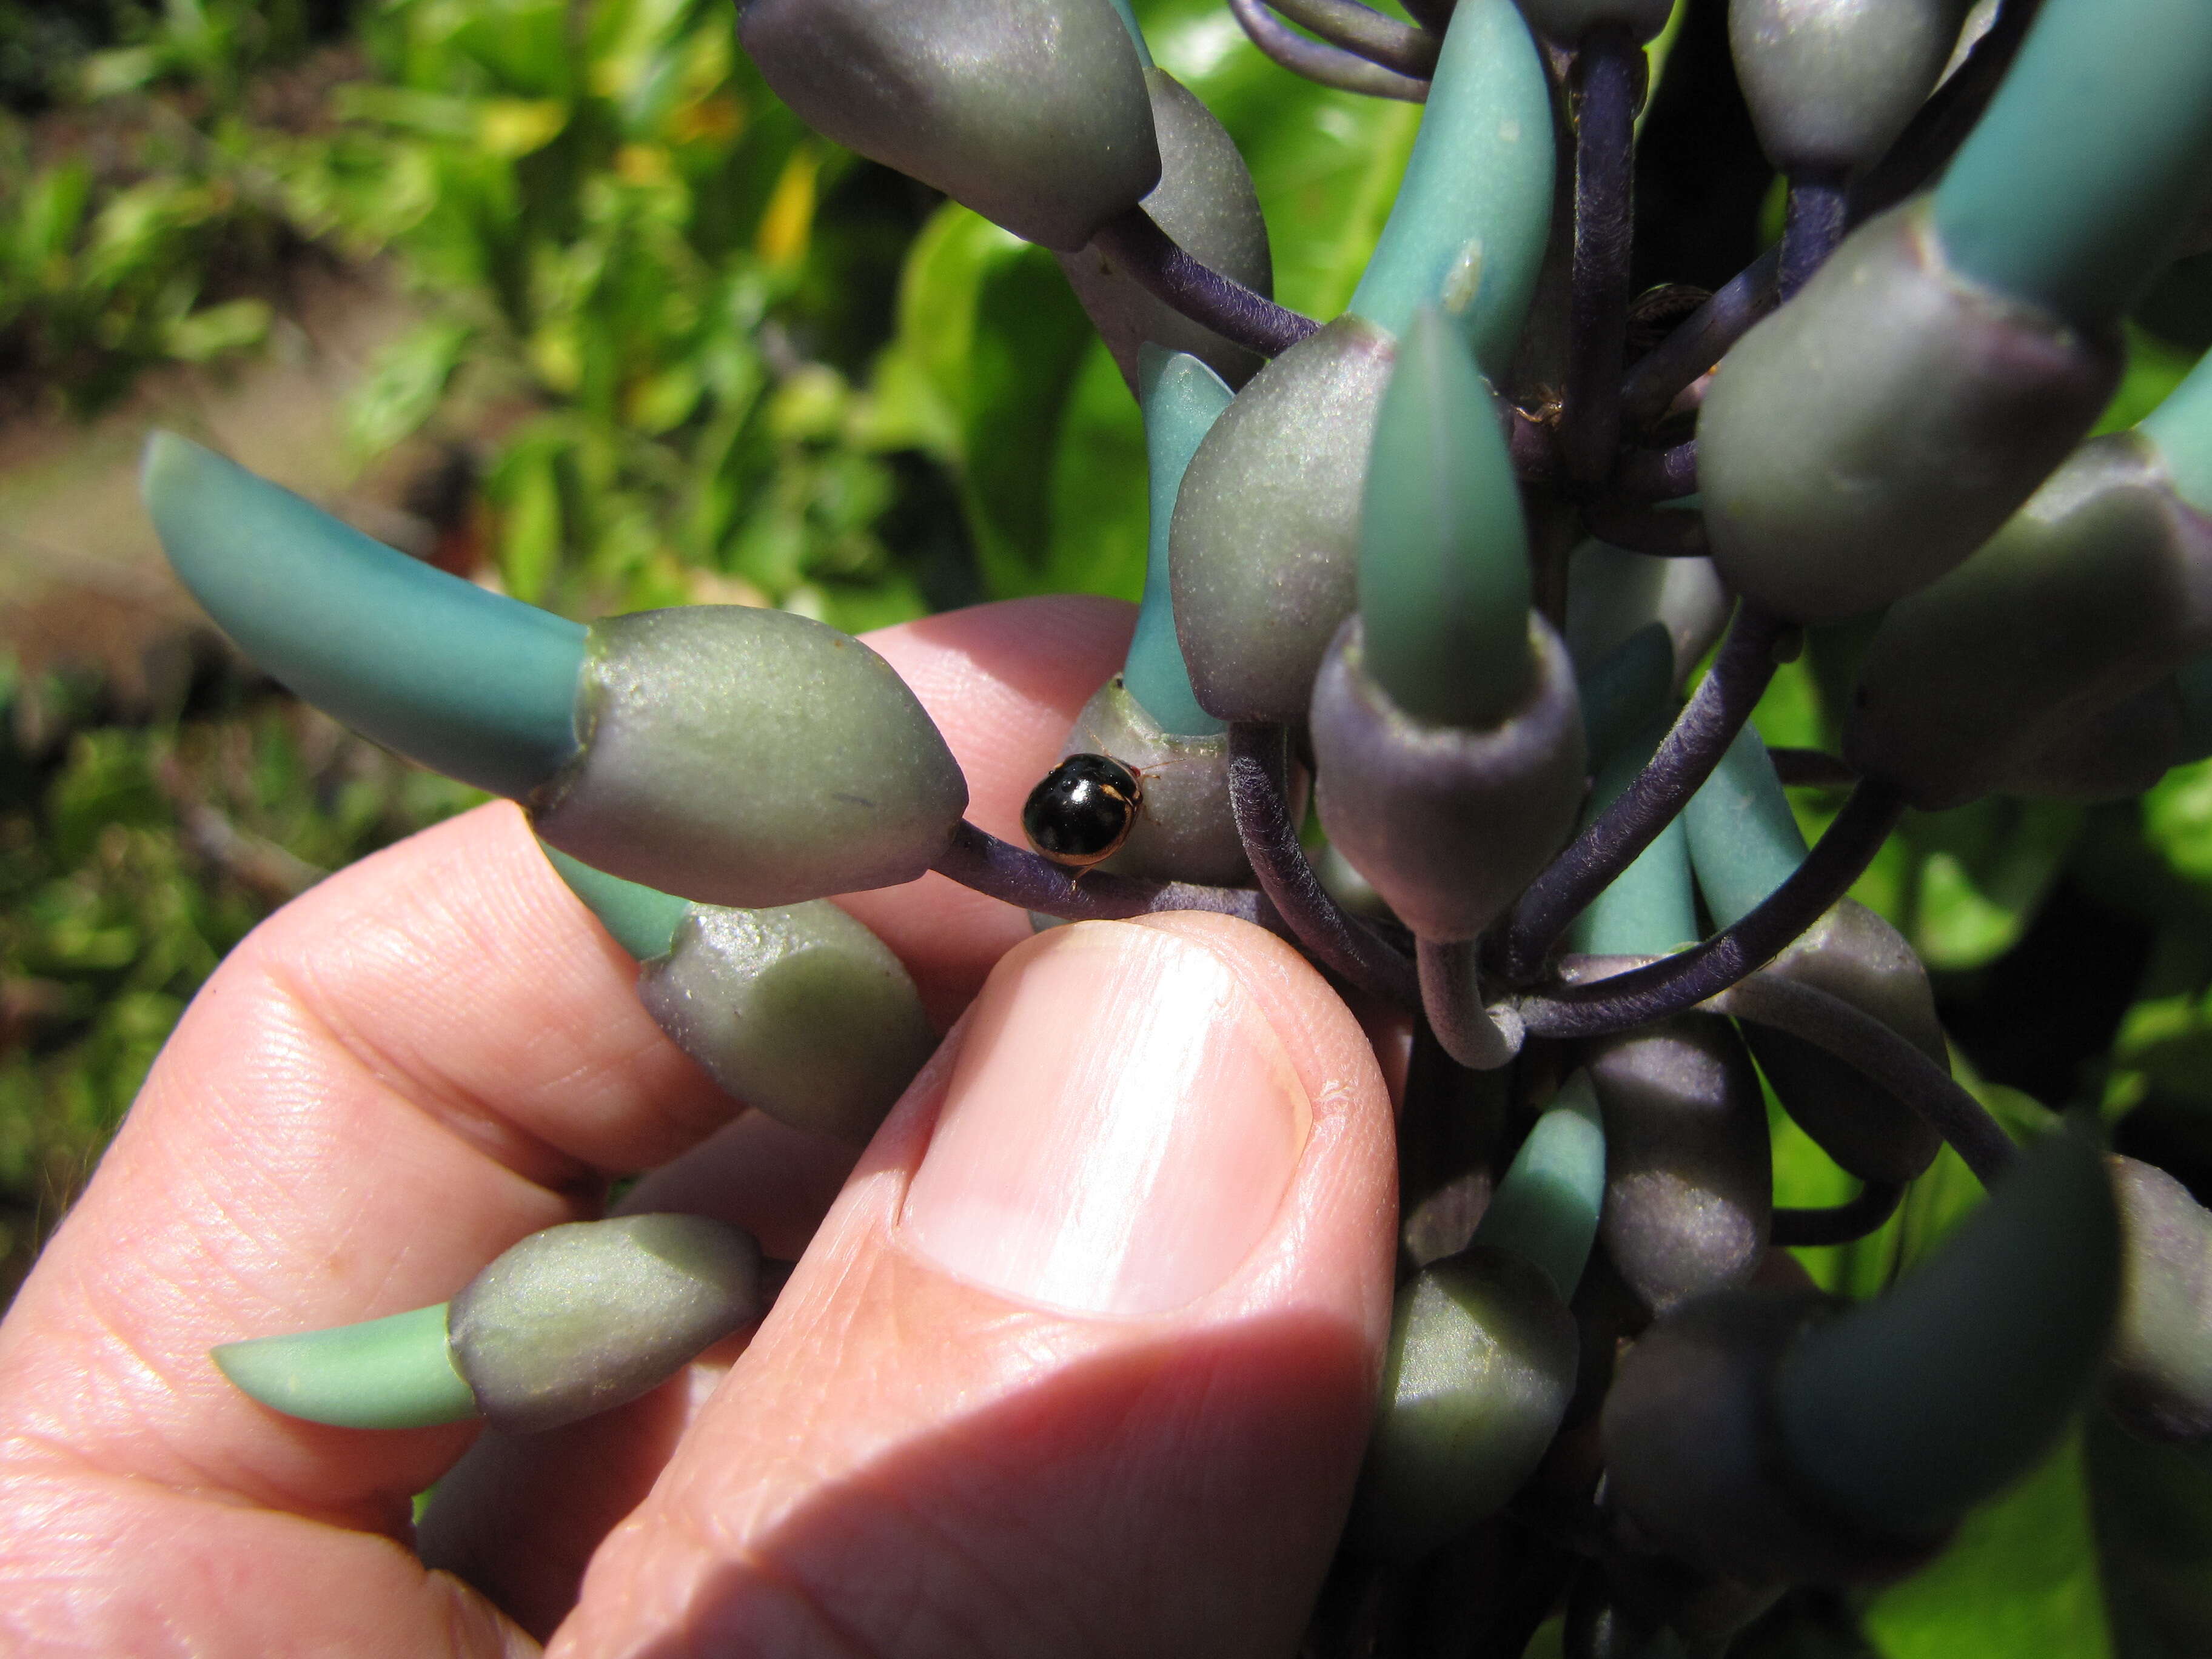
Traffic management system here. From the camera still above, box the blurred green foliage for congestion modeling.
[0,655,479,1302]
[327,0,950,629]
[318,0,1443,621]
[0,1,383,415]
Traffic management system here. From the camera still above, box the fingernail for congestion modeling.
[900,922,1312,1317]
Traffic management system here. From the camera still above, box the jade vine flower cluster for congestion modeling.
[138,0,2212,1649]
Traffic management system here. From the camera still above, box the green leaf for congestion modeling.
[492,439,566,605]
[163,297,270,363]
[346,319,477,457]
[13,159,92,272]
[1043,340,1150,602]
[476,96,569,158]
[863,204,1022,463]
[1902,800,2085,972]
[1864,1425,2112,1659]
[333,84,486,142]
[959,239,1097,598]
[2093,322,2203,437]
[79,46,162,99]
[2143,758,2212,889]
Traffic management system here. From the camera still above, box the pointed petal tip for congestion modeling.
[539,843,691,964]
[141,434,586,801]
[213,1303,479,1431]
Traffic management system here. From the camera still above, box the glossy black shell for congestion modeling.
[1022,753,1143,868]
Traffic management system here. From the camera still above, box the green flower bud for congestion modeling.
[737,0,1159,251]
[1311,614,1587,942]
[2106,1155,2212,1443]
[1171,315,1396,723]
[1573,623,1674,771]
[1744,903,1949,1185]
[638,901,937,1145]
[1932,0,2212,332]
[449,1214,766,1434]
[1730,0,1974,176]
[1602,1288,1939,1586]
[1684,731,1945,1185]
[214,1303,477,1432]
[1126,348,1234,737]
[1058,71,1273,391]
[1606,1134,2119,1586]
[1348,1244,1578,1561]
[542,845,691,962]
[2141,317,2212,515]
[1564,540,1729,700]
[543,848,933,1143]
[1698,198,2122,624]
[532,606,968,910]
[1845,431,2212,809]
[1776,1129,2120,1537]
[1569,710,1699,959]
[214,1216,770,1436]
[1587,1015,1772,1314]
[1472,1072,1609,1303]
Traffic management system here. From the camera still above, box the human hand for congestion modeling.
[0,595,1397,1658]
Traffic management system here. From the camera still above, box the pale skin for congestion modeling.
[0,596,1401,1657]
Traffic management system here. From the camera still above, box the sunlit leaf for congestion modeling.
[2143,759,2212,889]
[1904,800,2083,971]
[478,97,569,158]
[1044,340,1149,602]
[346,319,477,457]
[1865,1426,2111,1659]
[163,297,270,363]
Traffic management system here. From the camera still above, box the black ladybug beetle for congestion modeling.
[1021,752,1144,868]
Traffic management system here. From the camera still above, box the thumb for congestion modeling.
[555,911,1396,1659]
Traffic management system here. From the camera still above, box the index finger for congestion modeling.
[0,594,1131,1528]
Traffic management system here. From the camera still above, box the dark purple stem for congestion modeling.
[1509,404,1560,483]
[1849,0,2046,226]
[1541,950,2013,1187]
[1609,439,1696,503]
[1268,0,1441,76]
[1772,1179,1905,1247]
[1580,503,1707,557]
[1225,0,1431,101]
[1227,722,1421,1009]
[1416,937,1524,1071]
[1708,973,2017,1187]
[1769,746,1859,789]
[1618,247,1778,434]
[1500,602,1788,982]
[1779,170,1848,300]
[1091,206,1324,360]
[931,820,1266,925]
[1513,779,1908,1036]
[1564,28,1639,488]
